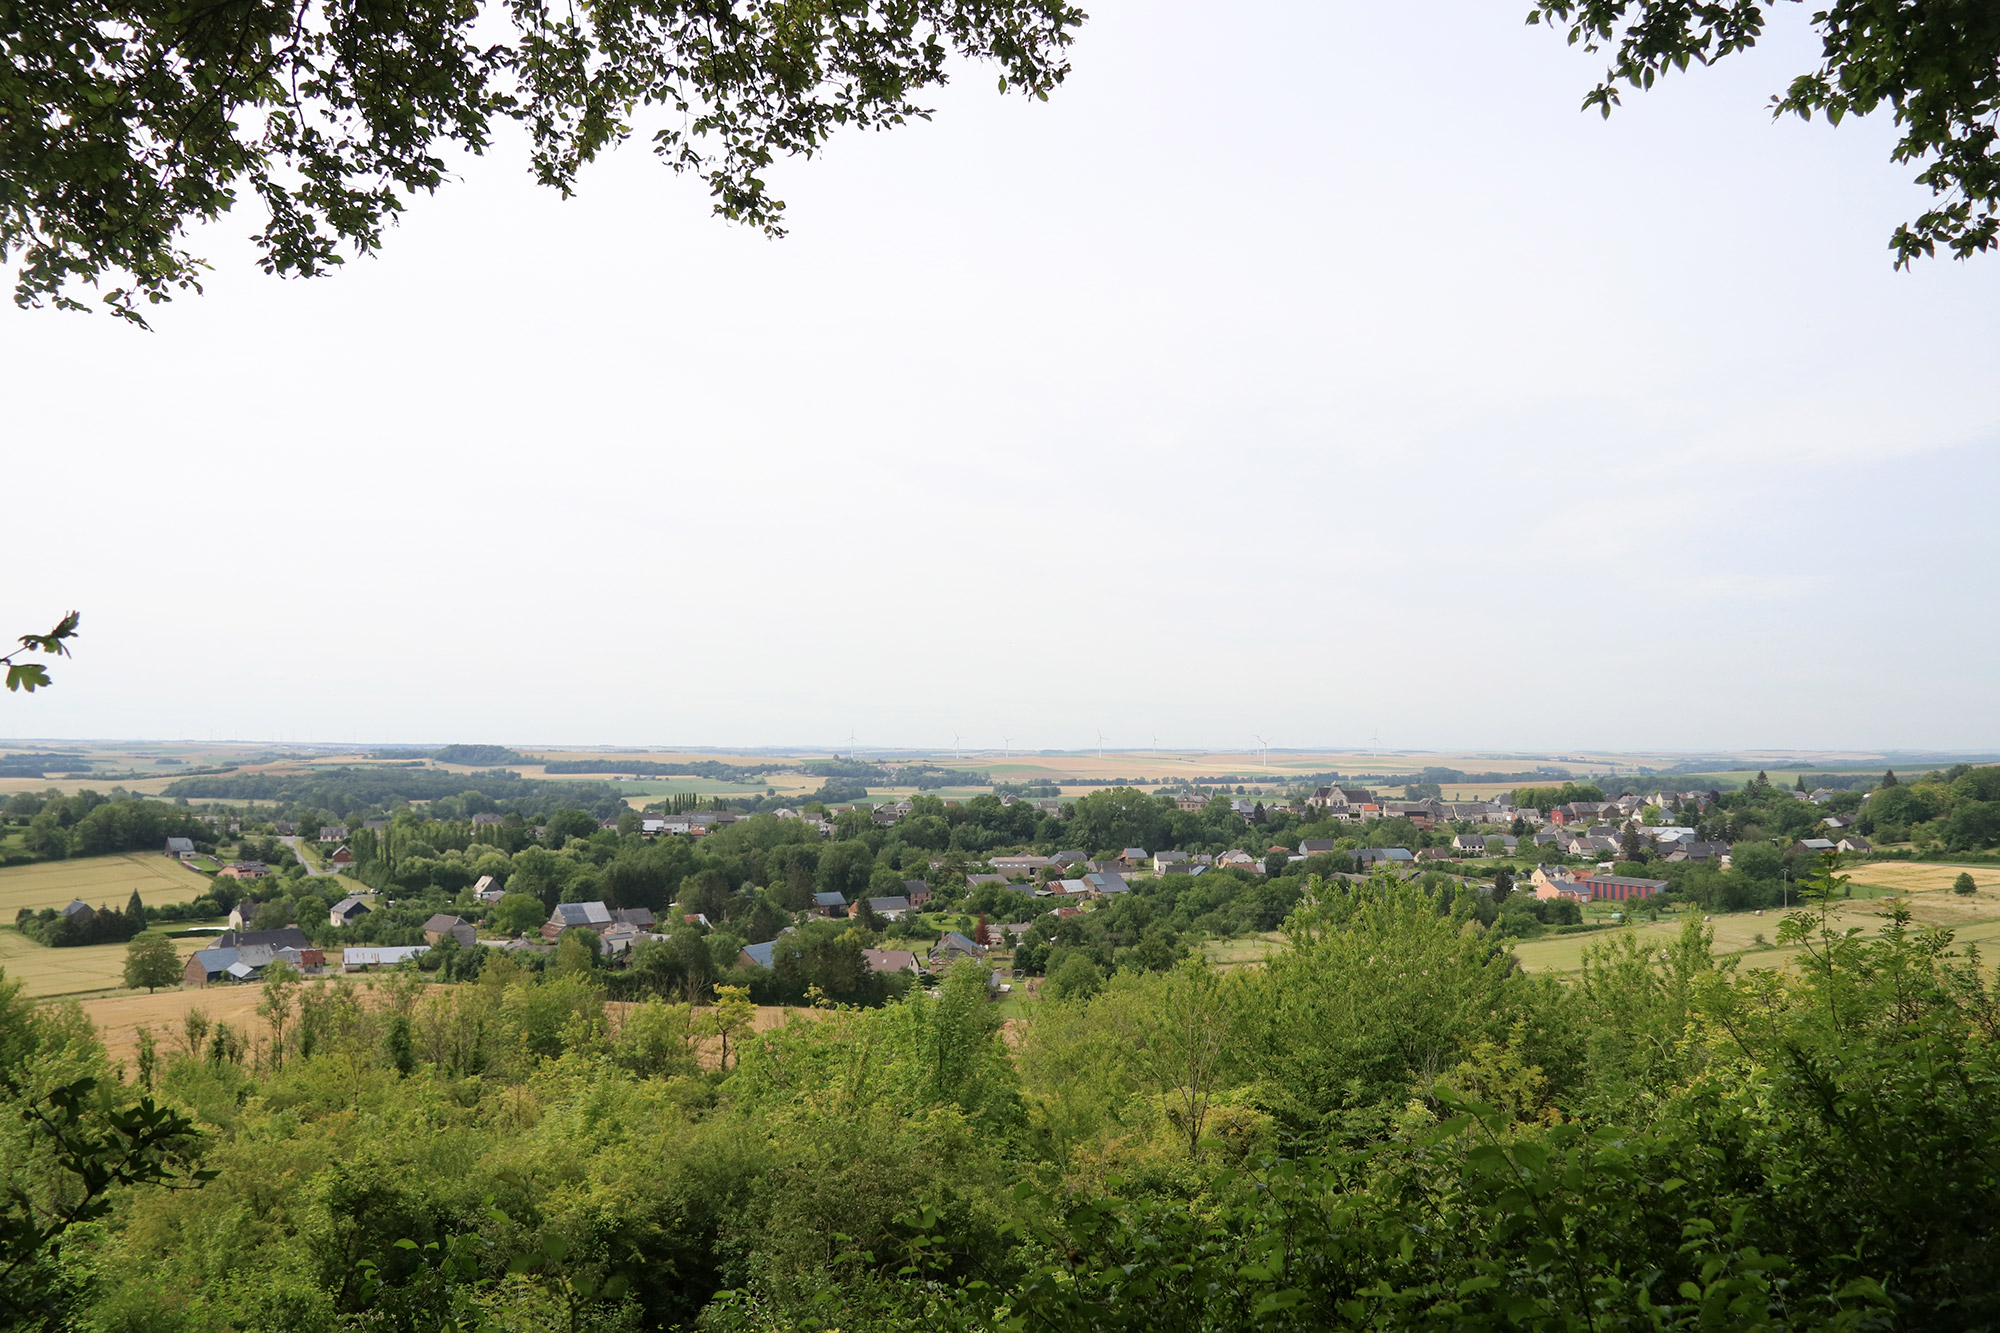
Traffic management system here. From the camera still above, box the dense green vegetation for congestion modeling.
[0,792,214,865]
[1852,764,2000,852]
[162,768,629,819]
[540,759,778,782]
[7,856,2000,1332]
[365,746,528,767]
[15,893,145,948]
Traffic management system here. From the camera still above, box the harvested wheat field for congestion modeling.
[0,852,212,916]
[79,984,284,1071]
[0,928,210,999]
[1844,861,1990,896]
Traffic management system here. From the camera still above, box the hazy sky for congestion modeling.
[4,0,1996,753]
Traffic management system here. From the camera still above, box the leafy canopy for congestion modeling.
[1529,0,2000,264]
[1,0,1083,325]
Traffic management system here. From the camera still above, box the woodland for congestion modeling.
[5,859,1999,1332]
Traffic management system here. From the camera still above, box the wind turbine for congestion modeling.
[1152,733,1160,756]
[952,731,962,762]
[846,729,860,758]
[1002,736,1012,760]
[1255,733,1272,769]
[1096,730,1108,760]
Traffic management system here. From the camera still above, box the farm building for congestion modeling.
[542,901,613,940]
[341,945,430,972]
[423,914,477,947]
[185,944,274,986]
[1575,873,1669,902]
[930,931,985,966]
[164,837,196,860]
[852,896,913,921]
[862,947,922,976]
[330,897,371,926]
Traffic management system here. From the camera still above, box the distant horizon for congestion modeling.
[4,737,1994,766]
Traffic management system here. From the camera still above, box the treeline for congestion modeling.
[1509,781,1608,810]
[163,765,628,819]
[1854,763,2000,850]
[11,869,1999,1332]
[802,757,987,789]
[0,751,87,777]
[14,893,146,946]
[0,791,214,862]
[541,758,778,781]
[368,744,527,765]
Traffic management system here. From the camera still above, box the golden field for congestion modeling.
[0,928,208,1000]
[0,852,212,915]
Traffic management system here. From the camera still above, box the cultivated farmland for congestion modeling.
[1843,861,1990,896]
[1509,868,2000,976]
[0,852,211,916]
[0,929,206,999]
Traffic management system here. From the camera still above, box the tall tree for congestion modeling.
[121,933,180,993]
[2,1,1083,324]
[1129,962,1243,1161]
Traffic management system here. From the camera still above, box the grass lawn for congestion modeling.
[989,993,1031,1021]
[1203,932,1286,971]
[0,852,212,917]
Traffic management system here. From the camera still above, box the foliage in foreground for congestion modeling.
[5,873,2000,1331]
[1,0,1084,323]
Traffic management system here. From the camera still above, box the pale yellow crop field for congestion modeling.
[0,852,212,916]
[0,929,206,999]
[1844,861,1990,896]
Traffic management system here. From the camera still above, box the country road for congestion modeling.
[277,836,337,877]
